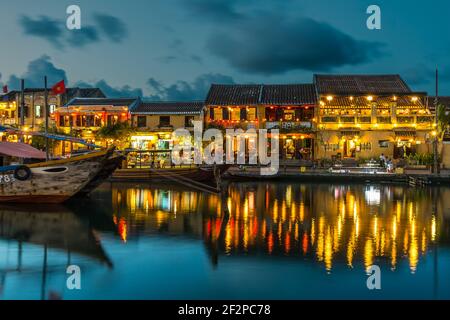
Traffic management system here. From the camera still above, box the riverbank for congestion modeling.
[225,166,450,185]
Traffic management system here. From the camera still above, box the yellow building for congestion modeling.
[205,84,317,160]
[0,87,105,132]
[56,97,139,153]
[314,75,435,161]
[128,101,205,167]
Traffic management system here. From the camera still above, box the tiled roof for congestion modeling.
[314,74,412,94]
[131,101,205,115]
[64,98,139,107]
[206,84,262,105]
[320,95,427,108]
[1,87,105,100]
[261,84,317,105]
[65,87,106,99]
[206,84,317,106]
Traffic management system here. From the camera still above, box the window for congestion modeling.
[107,115,119,126]
[340,116,355,123]
[377,116,391,124]
[59,115,65,127]
[417,116,434,123]
[358,117,372,123]
[213,108,223,120]
[85,115,95,127]
[397,116,414,124]
[321,116,338,123]
[230,108,240,121]
[159,116,171,127]
[283,110,295,121]
[137,116,147,128]
[379,140,389,148]
[35,105,42,118]
[247,108,256,121]
[185,116,194,127]
[49,105,56,114]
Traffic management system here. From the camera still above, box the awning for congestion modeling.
[0,142,47,159]
[340,129,361,136]
[394,129,416,137]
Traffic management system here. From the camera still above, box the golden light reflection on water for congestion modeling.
[111,183,448,273]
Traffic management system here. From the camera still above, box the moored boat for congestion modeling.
[0,142,111,203]
[111,164,230,183]
[74,152,125,197]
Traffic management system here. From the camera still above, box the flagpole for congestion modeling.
[20,79,25,143]
[44,76,49,161]
[434,69,439,175]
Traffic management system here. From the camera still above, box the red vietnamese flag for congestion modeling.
[51,80,66,95]
[2,85,7,93]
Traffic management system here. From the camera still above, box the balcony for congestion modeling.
[266,121,312,132]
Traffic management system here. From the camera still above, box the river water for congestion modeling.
[0,182,449,300]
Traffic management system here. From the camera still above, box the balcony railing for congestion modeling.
[266,121,312,131]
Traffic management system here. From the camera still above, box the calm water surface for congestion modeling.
[0,182,449,300]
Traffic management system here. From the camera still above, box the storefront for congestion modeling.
[281,134,314,160]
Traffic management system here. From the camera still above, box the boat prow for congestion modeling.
[0,149,111,204]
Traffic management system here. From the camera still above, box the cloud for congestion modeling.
[94,13,128,43]
[147,73,235,100]
[18,13,127,48]
[75,80,143,98]
[206,14,385,75]
[3,55,234,101]
[66,26,100,47]
[183,0,243,21]
[403,64,435,86]
[7,55,68,89]
[19,15,63,47]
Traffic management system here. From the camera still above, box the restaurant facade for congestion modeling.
[313,75,436,162]
[128,101,205,168]
[205,84,317,160]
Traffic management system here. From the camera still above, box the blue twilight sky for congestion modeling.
[0,0,449,99]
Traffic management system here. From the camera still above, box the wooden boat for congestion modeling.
[111,164,230,183]
[0,144,111,203]
[74,153,125,197]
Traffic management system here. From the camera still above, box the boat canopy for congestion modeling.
[0,142,47,159]
[0,125,102,149]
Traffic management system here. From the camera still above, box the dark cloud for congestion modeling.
[19,15,63,47]
[156,56,178,64]
[147,73,235,100]
[7,55,68,89]
[206,15,385,75]
[76,80,143,98]
[94,13,128,43]
[403,64,435,86]
[66,26,100,47]
[183,0,242,21]
[19,13,127,48]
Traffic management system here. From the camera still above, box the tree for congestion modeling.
[97,121,134,148]
[437,104,450,140]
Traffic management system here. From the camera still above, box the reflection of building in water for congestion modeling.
[206,184,445,273]
[112,184,221,241]
[111,182,449,273]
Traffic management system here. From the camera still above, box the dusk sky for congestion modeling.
[1,0,449,98]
